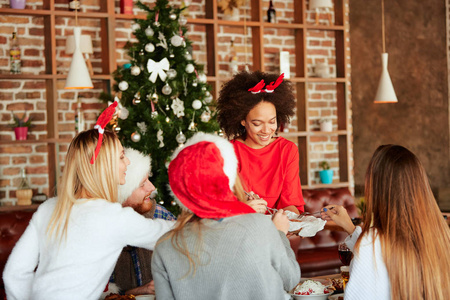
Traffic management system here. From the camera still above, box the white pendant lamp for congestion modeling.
[65,7,93,90]
[65,34,94,77]
[374,0,397,103]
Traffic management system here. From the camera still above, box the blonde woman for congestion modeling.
[151,133,300,300]
[4,117,174,300]
[321,145,450,300]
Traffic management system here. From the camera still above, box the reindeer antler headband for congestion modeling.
[90,101,118,164]
[248,73,284,94]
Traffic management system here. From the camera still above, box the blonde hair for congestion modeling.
[356,145,450,299]
[47,129,122,242]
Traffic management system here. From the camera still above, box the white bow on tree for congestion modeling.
[147,57,170,83]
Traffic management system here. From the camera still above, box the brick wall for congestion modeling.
[0,0,352,204]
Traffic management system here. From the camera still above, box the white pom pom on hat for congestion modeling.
[118,148,151,204]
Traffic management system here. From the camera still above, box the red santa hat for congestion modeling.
[168,133,255,219]
[118,148,151,204]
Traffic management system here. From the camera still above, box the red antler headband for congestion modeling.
[90,101,118,164]
[248,73,284,94]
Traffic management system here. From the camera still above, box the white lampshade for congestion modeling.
[374,53,397,103]
[310,0,333,10]
[65,34,93,54]
[65,27,93,89]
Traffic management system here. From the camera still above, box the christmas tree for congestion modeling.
[103,0,220,213]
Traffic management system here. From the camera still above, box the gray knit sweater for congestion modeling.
[151,213,300,300]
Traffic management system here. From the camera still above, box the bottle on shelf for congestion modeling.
[68,0,80,11]
[16,168,33,206]
[229,39,238,76]
[75,96,84,134]
[10,31,21,74]
[267,0,276,23]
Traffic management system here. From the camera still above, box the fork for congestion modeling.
[243,191,278,215]
[297,210,322,220]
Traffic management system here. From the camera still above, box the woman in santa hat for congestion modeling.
[4,103,174,300]
[151,133,300,300]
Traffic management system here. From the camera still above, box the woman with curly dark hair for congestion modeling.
[217,71,305,214]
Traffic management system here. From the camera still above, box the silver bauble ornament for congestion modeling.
[204,94,213,103]
[169,13,177,20]
[139,49,144,56]
[184,53,192,60]
[179,16,187,25]
[169,53,175,58]
[192,80,198,87]
[176,131,186,144]
[131,23,140,31]
[131,66,141,76]
[151,111,159,118]
[113,125,121,132]
[165,104,170,110]
[154,21,160,27]
[185,64,195,73]
[144,43,155,52]
[151,93,159,103]
[171,201,176,206]
[188,121,196,131]
[118,81,129,91]
[165,116,171,123]
[162,83,172,95]
[132,98,141,105]
[192,99,202,110]
[198,73,207,83]
[167,69,177,79]
[200,111,211,122]
[145,27,154,36]
[170,35,183,47]
[159,201,164,205]
[131,131,141,142]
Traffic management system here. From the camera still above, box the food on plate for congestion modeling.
[293,279,331,295]
[104,294,136,300]
[329,277,344,292]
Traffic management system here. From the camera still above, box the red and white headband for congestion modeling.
[248,73,284,94]
[90,101,118,164]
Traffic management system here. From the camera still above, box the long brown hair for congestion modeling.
[356,145,450,299]
[47,129,121,242]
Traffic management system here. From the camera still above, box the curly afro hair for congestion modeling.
[217,70,296,139]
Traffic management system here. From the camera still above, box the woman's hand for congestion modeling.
[246,192,268,214]
[320,205,356,235]
[272,209,290,234]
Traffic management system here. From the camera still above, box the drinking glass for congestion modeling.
[338,242,353,266]
[340,265,350,290]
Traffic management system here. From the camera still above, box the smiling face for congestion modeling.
[241,101,277,149]
[122,175,156,214]
[118,143,130,185]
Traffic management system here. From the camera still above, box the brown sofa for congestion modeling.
[0,187,357,298]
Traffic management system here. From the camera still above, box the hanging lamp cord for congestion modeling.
[381,0,385,53]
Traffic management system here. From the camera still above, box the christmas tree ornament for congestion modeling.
[162,83,172,95]
[151,111,159,118]
[139,49,144,56]
[130,65,141,76]
[188,121,196,131]
[132,98,141,105]
[154,11,160,27]
[184,52,192,60]
[204,93,213,103]
[167,68,177,79]
[145,26,154,37]
[135,91,141,100]
[131,131,141,142]
[169,13,177,20]
[131,23,141,31]
[185,63,195,73]
[118,81,129,91]
[159,201,164,205]
[118,106,129,119]
[200,110,211,122]
[156,32,168,49]
[192,79,198,87]
[176,131,186,144]
[137,122,148,134]
[145,43,155,52]
[198,73,207,83]
[147,57,169,82]
[169,50,175,58]
[171,201,176,206]
[170,35,183,47]
[157,129,164,148]
[151,93,159,103]
[171,97,185,117]
[123,63,132,69]
[165,104,170,110]
[192,99,202,110]
[179,15,187,25]
[165,116,171,123]
[113,124,121,132]
[205,90,211,96]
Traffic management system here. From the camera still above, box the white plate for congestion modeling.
[328,293,344,300]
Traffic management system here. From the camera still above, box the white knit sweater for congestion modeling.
[3,197,174,300]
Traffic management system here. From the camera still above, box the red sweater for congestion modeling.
[231,137,305,212]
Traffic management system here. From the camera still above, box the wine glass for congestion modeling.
[338,242,353,266]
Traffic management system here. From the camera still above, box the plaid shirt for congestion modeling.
[154,204,177,221]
